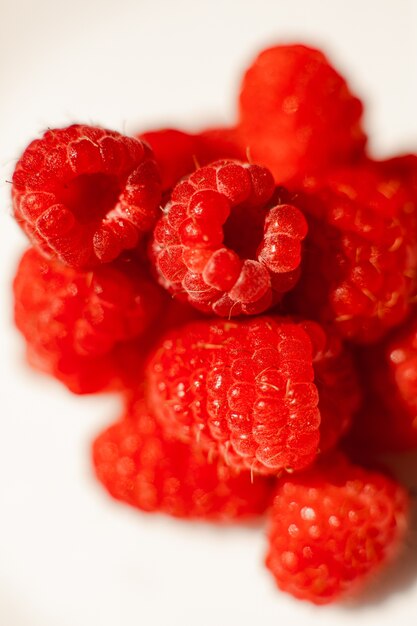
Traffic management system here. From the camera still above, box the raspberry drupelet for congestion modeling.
[146,317,361,475]
[92,395,274,520]
[12,125,162,268]
[13,248,164,394]
[287,157,417,343]
[151,160,307,316]
[238,44,366,185]
[265,453,409,604]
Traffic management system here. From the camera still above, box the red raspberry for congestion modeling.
[287,158,417,343]
[308,322,360,453]
[195,127,246,164]
[238,44,366,185]
[92,396,274,520]
[138,127,245,193]
[139,129,198,193]
[12,125,162,268]
[117,294,205,390]
[146,317,360,475]
[151,161,307,316]
[266,453,409,604]
[13,248,163,394]
[348,310,417,453]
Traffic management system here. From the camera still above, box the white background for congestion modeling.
[1,1,417,624]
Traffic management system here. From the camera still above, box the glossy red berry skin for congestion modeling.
[287,157,417,343]
[12,125,162,268]
[146,317,360,475]
[238,44,366,185]
[151,160,307,316]
[92,396,275,520]
[13,248,163,394]
[266,453,409,604]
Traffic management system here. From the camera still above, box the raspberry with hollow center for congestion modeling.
[146,317,360,475]
[13,247,163,393]
[238,44,366,185]
[287,157,417,343]
[92,395,275,520]
[265,453,409,604]
[12,124,162,268]
[151,160,307,316]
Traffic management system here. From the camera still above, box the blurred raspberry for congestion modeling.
[13,124,161,268]
[266,453,409,604]
[146,317,360,475]
[196,127,245,164]
[13,248,163,393]
[151,160,307,316]
[287,157,417,343]
[238,44,366,185]
[92,395,275,520]
[138,127,245,193]
[139,129,198,193]
[304,321,360,453]
[347,309,417,453]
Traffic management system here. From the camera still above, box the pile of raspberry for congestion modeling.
[11,44,417,605]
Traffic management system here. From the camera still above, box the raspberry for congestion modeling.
[92,396,274,520]
[139,129,198,193]
[238,44,366,185]
[307,322,360,453]
[13,248,163,393]
[287,158,417,343]
[139,127,245,193]
[151,161,307,316]
[117,294,204,391]
[265,453,409,604]
[12,125,162,268]
[195,127,245,164]
[348,311,417,453]
[146,317,360,475]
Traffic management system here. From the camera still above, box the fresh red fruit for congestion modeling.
[348,309,417,453]
[195,127,245,164]
[287,157,417,343]
[238,44,366,185]
[138,127,245,193]
[92,395,274,520]
[308,321,360,453]
[146,317,360,475]
[266,453,409,604]
[151,161,307,316]
[139,129,198,193]
[13,248,163,394]
[12,125,162,268]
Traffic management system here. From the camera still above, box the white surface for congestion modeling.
[1,1,417,624]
